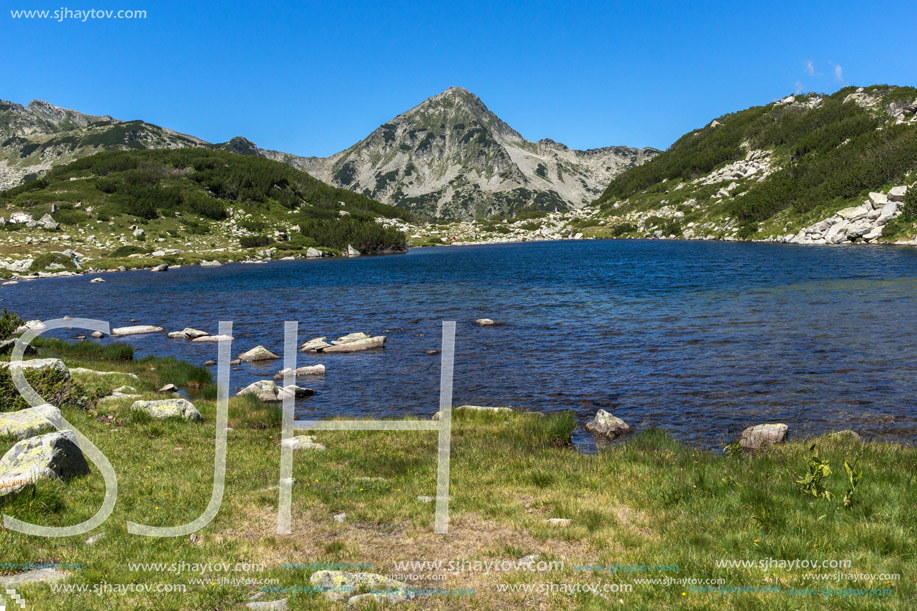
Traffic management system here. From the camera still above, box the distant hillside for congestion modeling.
[0,149,410,274]
[277,87,659,220]
[583,85,917,243]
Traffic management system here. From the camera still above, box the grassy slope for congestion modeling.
[584,85,917,242]
[0,149,410,272]
[0,340,913,609]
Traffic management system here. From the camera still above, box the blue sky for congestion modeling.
[3,0,916,156]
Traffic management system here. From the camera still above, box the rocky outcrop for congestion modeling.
[0,431,90,496]
[0,404,61,440]
[130,399,203,422]
[585,409,633,440]
[738,423,788,450]
[782,187,907,245]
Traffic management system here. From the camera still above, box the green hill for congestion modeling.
[0,148,411,274]
[584,85,917,242]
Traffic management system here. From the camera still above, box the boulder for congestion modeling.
[91,331,104,338]
[110,325,163,337]
[158,383,178,393]
[299,337,330,352]
[238,345,280,362]
[238,380,313,402]
[0,431,90,497]
[305,247,323,258]
[345,244,361,257]
[277,385,314,400]
[168,327,209,340]
[130,399,203,422]
[308,571,412,603]
[192,334,234,343]
[90,277,106,284]
[38,214,59,230]
[888,186,908,202]
[585,409,634,440]
[237,380,278,398]
[824,221,849,244]
[9,212,33,225]
[868,192,888,208]
[836,205,868,221]
[322,336,385,353]
[0,405,62,440]
[738,423,788,450]
[13,320,47,335]
[150,264,169,272]
[474,318,499,326]
[0,358,70,379]
[877,202,899,225]
[273,364,326,380]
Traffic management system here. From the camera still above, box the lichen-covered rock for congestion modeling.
[585,409,633,440]
[237,380,279,397]
[739,423,788,450]
[308,570,412,603]
[238,345,280,362]
[0,404,61,440]
[0,431,90,497]
[130,399,203,422]
[0,358,70,379]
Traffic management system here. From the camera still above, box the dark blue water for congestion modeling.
[3,240,917,449]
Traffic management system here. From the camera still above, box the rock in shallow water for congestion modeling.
[585,409,633,440]
[238,345,280,362]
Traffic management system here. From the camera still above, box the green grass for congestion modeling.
[0,340,913,609]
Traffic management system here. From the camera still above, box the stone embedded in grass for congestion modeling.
[98,386,141,402]
[432,405,515,420]
[0,357,70,379]
[71,367,139,380]
[546,518,571,527]
[110,325,164,337]
[585,409,633,440]
[0,404,62,440]
[333,512,346,523]
[281,435,325,450]
[309,570,412,603]
[158,383,178,393]
[0,567,69,587]
[238,345,280,362]
[131,399,203,422]
[0,430,90,497]
[246,598,288,610]
[738,423,788,450]
[273,364,326,380]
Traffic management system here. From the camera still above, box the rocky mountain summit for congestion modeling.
[274,87,658,220]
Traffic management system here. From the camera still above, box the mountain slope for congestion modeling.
[273,87,658,220]
[0,99,207,190]
[582,85,917,243]
[0,148,410,274]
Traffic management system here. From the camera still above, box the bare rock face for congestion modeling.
[738,423,788,450]
[585,409,634,440]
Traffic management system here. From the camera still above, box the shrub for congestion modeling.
[902,187,917,221]
[0,308,23,340]
[239,235,273,248]
[108,245,150,258]
[0,367,89,413]
[29,253,77,272]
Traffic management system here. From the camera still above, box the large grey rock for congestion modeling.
[877,201,899,225]
[130,399,203,422]
[0,358,69,379]
[837,205,868,221]
[13,319,47,334]
[868,192,888,208]
[238,345,280,362]
[111,325,163,337]
[888,186,908,202]
[345,244,361,257]
[273,364,326,380]
[585,409,634,439]
[167,327,209,340]
[38,214,59,230]
[824,221,849,244]
[738,423,788,450]
[309,571,412,603]
[150,264,169,272]
[0,431,90,497]
[0,405,61,440]
[305,247,323,258]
